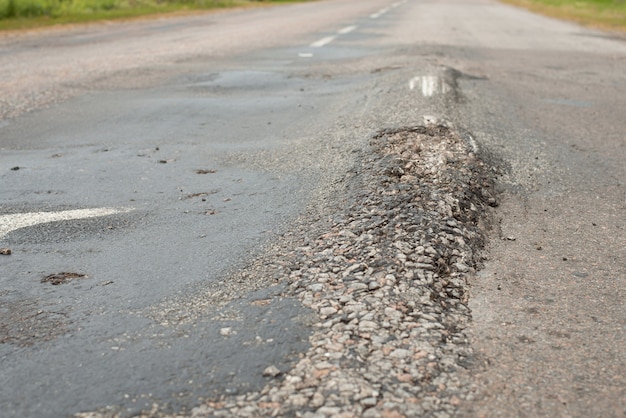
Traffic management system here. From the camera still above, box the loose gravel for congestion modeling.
[79,123,497,418]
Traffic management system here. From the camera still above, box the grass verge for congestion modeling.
[0,0,310,31]
[501,0,626,33]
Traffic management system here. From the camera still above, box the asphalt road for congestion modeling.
[0,0,624,417]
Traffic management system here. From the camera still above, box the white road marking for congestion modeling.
[298,52,314,58]
[370,7,390,19]
[310,36,336,48]
[338,25,357,35]
[421,76,438,97]
[409,76,450,97]
[467,133,479,153]
[0,207,133,239]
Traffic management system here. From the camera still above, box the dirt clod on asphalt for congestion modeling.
[41,272,88,285]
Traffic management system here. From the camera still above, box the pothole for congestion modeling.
[81,123,498,418]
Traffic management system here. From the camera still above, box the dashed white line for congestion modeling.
[310,36,337,48]
[0,207,133,239]
[370,7,390,19]
[338,25,358,35]
[300,22,359,56]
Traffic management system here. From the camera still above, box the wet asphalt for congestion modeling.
[0,2,405,415]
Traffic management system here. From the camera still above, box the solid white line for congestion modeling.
[0,207,133,239]
[338,25,357,35]
[310,36,336,48]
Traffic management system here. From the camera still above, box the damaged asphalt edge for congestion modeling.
[76,122,499,417]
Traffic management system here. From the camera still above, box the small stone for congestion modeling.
[314,361,334,370]
[310,392,325,408]
[0,248,11,255]
[289,394,308,407]
[262,365,281,377]
[385,274,396,284]
[349,283,369,291]
[338,383,355,393]
[368,281,381,291]
[396,373,413,383]
[339,229,357,238]
[258,401,281,410]
[313,369,331,379]
[359,321,378,331]
[317,407,341,415]
[361,397,378,407]
[308,283,324,292]
[454,262,470,272]
[220,327,234,336]
[285,375,302,384]
[381,409,406,418]
[320,307,338,316]
[390,348,411,359]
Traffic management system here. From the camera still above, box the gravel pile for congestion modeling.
[181,125,496,418]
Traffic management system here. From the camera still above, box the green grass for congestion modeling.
[501,0,626,33]
[0,0,310,31]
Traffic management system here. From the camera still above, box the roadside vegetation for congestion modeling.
[0,0,308,31]
[501,0,626,33]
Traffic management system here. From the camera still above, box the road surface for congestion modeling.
[0,0,624,416]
